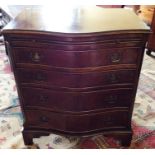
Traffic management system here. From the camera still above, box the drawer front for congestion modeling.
[11,38,144,50]
[13,47,141,68]
[24,109,129,132]
[17,68,136,88]
[8,33,145,43]
[21,87,133,111]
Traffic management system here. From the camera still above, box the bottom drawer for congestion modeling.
[24,109,129,133]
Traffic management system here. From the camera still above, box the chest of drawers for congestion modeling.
[2,6,149,147]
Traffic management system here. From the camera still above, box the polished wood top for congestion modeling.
[3,6,149,34]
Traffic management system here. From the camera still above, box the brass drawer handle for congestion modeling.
[40,116,49,122]
[30,52,41,62]
[110,52,121,63]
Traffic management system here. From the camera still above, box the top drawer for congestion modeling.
[6,32,146,43]
[10,39,144,50]
[12,47,142,68]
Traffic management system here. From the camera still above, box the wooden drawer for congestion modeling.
[24,109,129,132]
[13,47,141,68]
[10,39,144,50]
[7,32,145,43]
[17,68,136,88]
[21,87,133,111]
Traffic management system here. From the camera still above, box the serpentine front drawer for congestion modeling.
[21,87,133,111]
[12,47,141,68]
[24,108,129,133]
[16,68,136,88]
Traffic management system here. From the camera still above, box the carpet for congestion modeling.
[0,44,155,149]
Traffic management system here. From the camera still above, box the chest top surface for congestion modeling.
[3,6,149,34]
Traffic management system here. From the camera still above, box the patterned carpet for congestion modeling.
[0,44,155,149]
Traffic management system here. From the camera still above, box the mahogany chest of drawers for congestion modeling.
[2,6,150,147]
